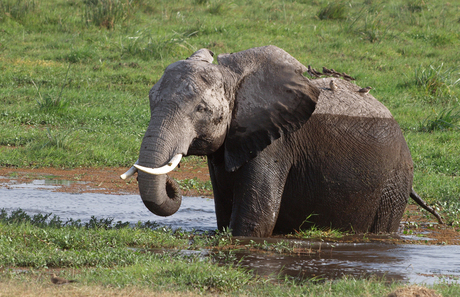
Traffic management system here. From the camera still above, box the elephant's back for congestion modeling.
[305,77,411,167]
[310,78,393,119]
[305,78,410,162]
[301,110,413,193]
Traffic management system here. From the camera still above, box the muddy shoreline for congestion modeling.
[1,167,459,245]
[0,166,211,196]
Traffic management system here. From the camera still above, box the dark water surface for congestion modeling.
[1,178,459,285]
[231,238,460,284]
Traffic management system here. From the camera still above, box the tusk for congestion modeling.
[120,159,139,180]
[134,154,182,175]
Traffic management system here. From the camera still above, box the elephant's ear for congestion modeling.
[218,46,319,172]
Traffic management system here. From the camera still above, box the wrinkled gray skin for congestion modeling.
[137,45,413,237]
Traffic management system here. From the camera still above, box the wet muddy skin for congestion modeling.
[1,169,459,285]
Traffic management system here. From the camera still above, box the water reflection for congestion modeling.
[0,186,216,231]
[230,241,460,284]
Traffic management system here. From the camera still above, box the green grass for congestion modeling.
[417,107,460,131]
[1,0,459,170]
[0,0,458,219]
[295,225,345,240]
[0,0,458,228]
[176,177,213,193]
[317,2,349,20]
[1,210,459,296]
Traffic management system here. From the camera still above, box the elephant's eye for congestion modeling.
[196,104,209,113]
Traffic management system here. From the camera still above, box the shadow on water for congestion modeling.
[1,177,459,285]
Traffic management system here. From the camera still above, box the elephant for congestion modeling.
[121,45,442,237]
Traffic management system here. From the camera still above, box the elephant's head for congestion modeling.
[133,46,319,217]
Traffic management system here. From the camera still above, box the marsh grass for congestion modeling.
[293,214,345,240]
[1,274,446,297]
[406,0,427,13]
[360,13,393,43]
[207,0,227,15]
[295,225,345,240]
[0,0,37,22]
[83,0,129,29]
[0,0,460,249]
[176,177,213,193]
[317,2,348,20]
[123,29,198,61]
[345,5,394,43]
[0,0,458,230]
[33,64,72,111]
[66,46,95,63]
[436,201,460,227]
[418,108,460,132]
[43,128,74,150]
[0,209,189,268]
[1,209,459,295]
[415,64,460,97]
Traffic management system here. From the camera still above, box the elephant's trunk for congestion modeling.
[137,115,193,217]
[136,154,183,216]
[138,171,181,216]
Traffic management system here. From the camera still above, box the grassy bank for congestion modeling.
[1,0,459,203]
[1,210,459,296]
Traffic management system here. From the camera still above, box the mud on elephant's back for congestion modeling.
[311,77,392,119]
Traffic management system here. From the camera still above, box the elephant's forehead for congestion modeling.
[311,78,393,119]
[165,60,221,78]
[160,62,222,92]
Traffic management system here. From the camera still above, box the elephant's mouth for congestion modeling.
[120,154,183,180]
[135,154,183,175]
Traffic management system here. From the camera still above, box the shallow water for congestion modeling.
[231,239,460,284]
[0,180,216,231]
[1,178,459,285]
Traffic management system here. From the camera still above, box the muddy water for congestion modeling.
[231,238,460,284]
[1,178,459,285]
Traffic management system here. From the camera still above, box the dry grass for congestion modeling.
[0,280,200,297]
[387,285,441,297]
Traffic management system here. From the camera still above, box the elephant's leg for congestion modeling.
[208,160,233,231]
[209,164,233,230]
[229,158,289,237]
[371,169,411,232]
